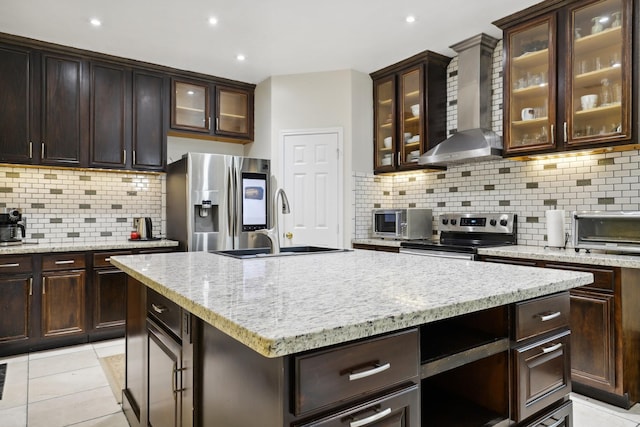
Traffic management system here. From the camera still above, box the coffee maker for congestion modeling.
[0,208,26,245]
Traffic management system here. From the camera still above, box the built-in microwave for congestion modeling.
[372,208,432,240]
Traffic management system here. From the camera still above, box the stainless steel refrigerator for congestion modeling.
[166,152,271,251]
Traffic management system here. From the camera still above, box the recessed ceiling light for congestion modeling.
[209,17,218,26]
[90,18,102,27]
[405,15,416,23]
[236,54,246,61]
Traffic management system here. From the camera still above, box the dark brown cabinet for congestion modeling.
[132,70,167,170]
[495,0,636,157]
[170,78,254,143]
[39,52,88,166]
[41,253,86,338]
[370,51,450,173]
[91,251,131,336]
[0,43,34,163]
[0,256,32,344]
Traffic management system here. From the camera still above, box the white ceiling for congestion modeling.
[0,0,541,84]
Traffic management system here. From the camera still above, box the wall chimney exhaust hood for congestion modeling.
[420,34,502,167]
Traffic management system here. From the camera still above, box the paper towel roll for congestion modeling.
[545,209,566,247]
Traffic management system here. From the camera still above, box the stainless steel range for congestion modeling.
[400,213,517,260]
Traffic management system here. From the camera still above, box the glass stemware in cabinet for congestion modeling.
[400,68,421,165]
[507,19,553,151]
[569,0,626,142]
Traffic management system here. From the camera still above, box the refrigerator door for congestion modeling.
[233,156,271,249]
[188,153,235,252]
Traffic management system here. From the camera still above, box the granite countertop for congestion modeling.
[110,249,592,358]
[352,238,403,247]
[478,245,640,269]
[0,239,179,255]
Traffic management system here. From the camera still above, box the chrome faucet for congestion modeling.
[256,188,291,254]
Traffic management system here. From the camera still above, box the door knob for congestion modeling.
[285,232,293,240]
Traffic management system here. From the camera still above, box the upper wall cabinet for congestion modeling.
[495,0,636,157]
[370,51,450,174]
[170,78,254,142]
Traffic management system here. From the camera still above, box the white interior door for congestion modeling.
[281,129,342,248]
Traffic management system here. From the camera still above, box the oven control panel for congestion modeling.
[439,213,516,234]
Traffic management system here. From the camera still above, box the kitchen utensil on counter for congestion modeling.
[545,209,566,248]
[133,217,153,239]
[0,208,26,246]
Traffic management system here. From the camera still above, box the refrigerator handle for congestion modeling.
[227,167,234,237]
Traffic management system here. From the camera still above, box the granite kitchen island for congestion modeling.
[111,249,593,427]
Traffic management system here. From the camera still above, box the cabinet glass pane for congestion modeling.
[508,21,552,150]
[174,81,208,130]
[375,79,394,168]
[570,0,624,141]
[400,69,421,165]
[218,90,248,134]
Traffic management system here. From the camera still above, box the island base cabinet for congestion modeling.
[520,400,572,427]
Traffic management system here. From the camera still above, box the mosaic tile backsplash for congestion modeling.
[353,40,640,247]
[0,165,165,244]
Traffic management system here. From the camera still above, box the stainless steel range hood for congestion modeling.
[420,34,502,167]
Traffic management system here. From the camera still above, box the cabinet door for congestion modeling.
[398,66,423,167]
[40,52,87,166]
[89,62,129,168]
[565,0,632,146]
[93,268,126,330]
[570,289,616,392]
[374,76,396,172]
[0,275,31,342]
[504,14,557,155]
[41,270,86,337]
[171,79,210,132]
[147,319,181,427]
[512,330,571,421]
[215,86,253,140]
[133,70,166,170]
[0,44,34,163]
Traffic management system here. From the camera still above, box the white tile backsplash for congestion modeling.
[0,165,164,244]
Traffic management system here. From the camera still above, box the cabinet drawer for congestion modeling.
[521,399,572,427]
[42,253,86,271]
[545,263,615,292]
[513,330,571,422]
[294,384,418,427]
[294,329,419,416]
[514,292,569,342]
[147,288,181,338]
[93,251,132,268]
[0,255,32,274]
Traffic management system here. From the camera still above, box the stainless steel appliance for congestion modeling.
[166,152,271,251]
[372,208,432,240]
[0,208,26,246]
[400,212,517,260]
[133,217,154,240]
[573,211,640,253]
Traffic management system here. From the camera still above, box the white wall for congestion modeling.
[255,69,373,247]
[245,77,272,160]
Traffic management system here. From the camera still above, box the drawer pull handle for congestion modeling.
[54,260,75,265]
[104,257,111,262]
[350,408,392,427]
[0,263,20,268]
[348,363,390,381]
[539,311,561,322]
[541,343,563,354]
[151,303,167,314]
[543,417,564,427]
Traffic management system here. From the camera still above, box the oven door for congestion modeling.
[399,247,476,261]
[373,210,402,238]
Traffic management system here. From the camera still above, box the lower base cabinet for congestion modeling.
[124,275,576,427]
[0,256,32,343]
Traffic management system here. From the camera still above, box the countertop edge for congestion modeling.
[478,245,640,268]
[0,239,179,255]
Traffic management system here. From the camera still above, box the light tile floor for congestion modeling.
[1,338,640,426]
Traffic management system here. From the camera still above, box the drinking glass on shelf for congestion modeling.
[600,78,611,106]
[612,82,622,103]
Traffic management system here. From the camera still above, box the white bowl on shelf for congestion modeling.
[381,157,392,166]
[410,104,420,117]
[383,136,392,148]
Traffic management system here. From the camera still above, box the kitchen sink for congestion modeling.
[211,245,349,259]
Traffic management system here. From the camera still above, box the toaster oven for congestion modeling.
[572,211,640,253]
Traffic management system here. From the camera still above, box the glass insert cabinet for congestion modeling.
[371,51,450,173]
[500,0,633,156]
[171,79,254,141]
